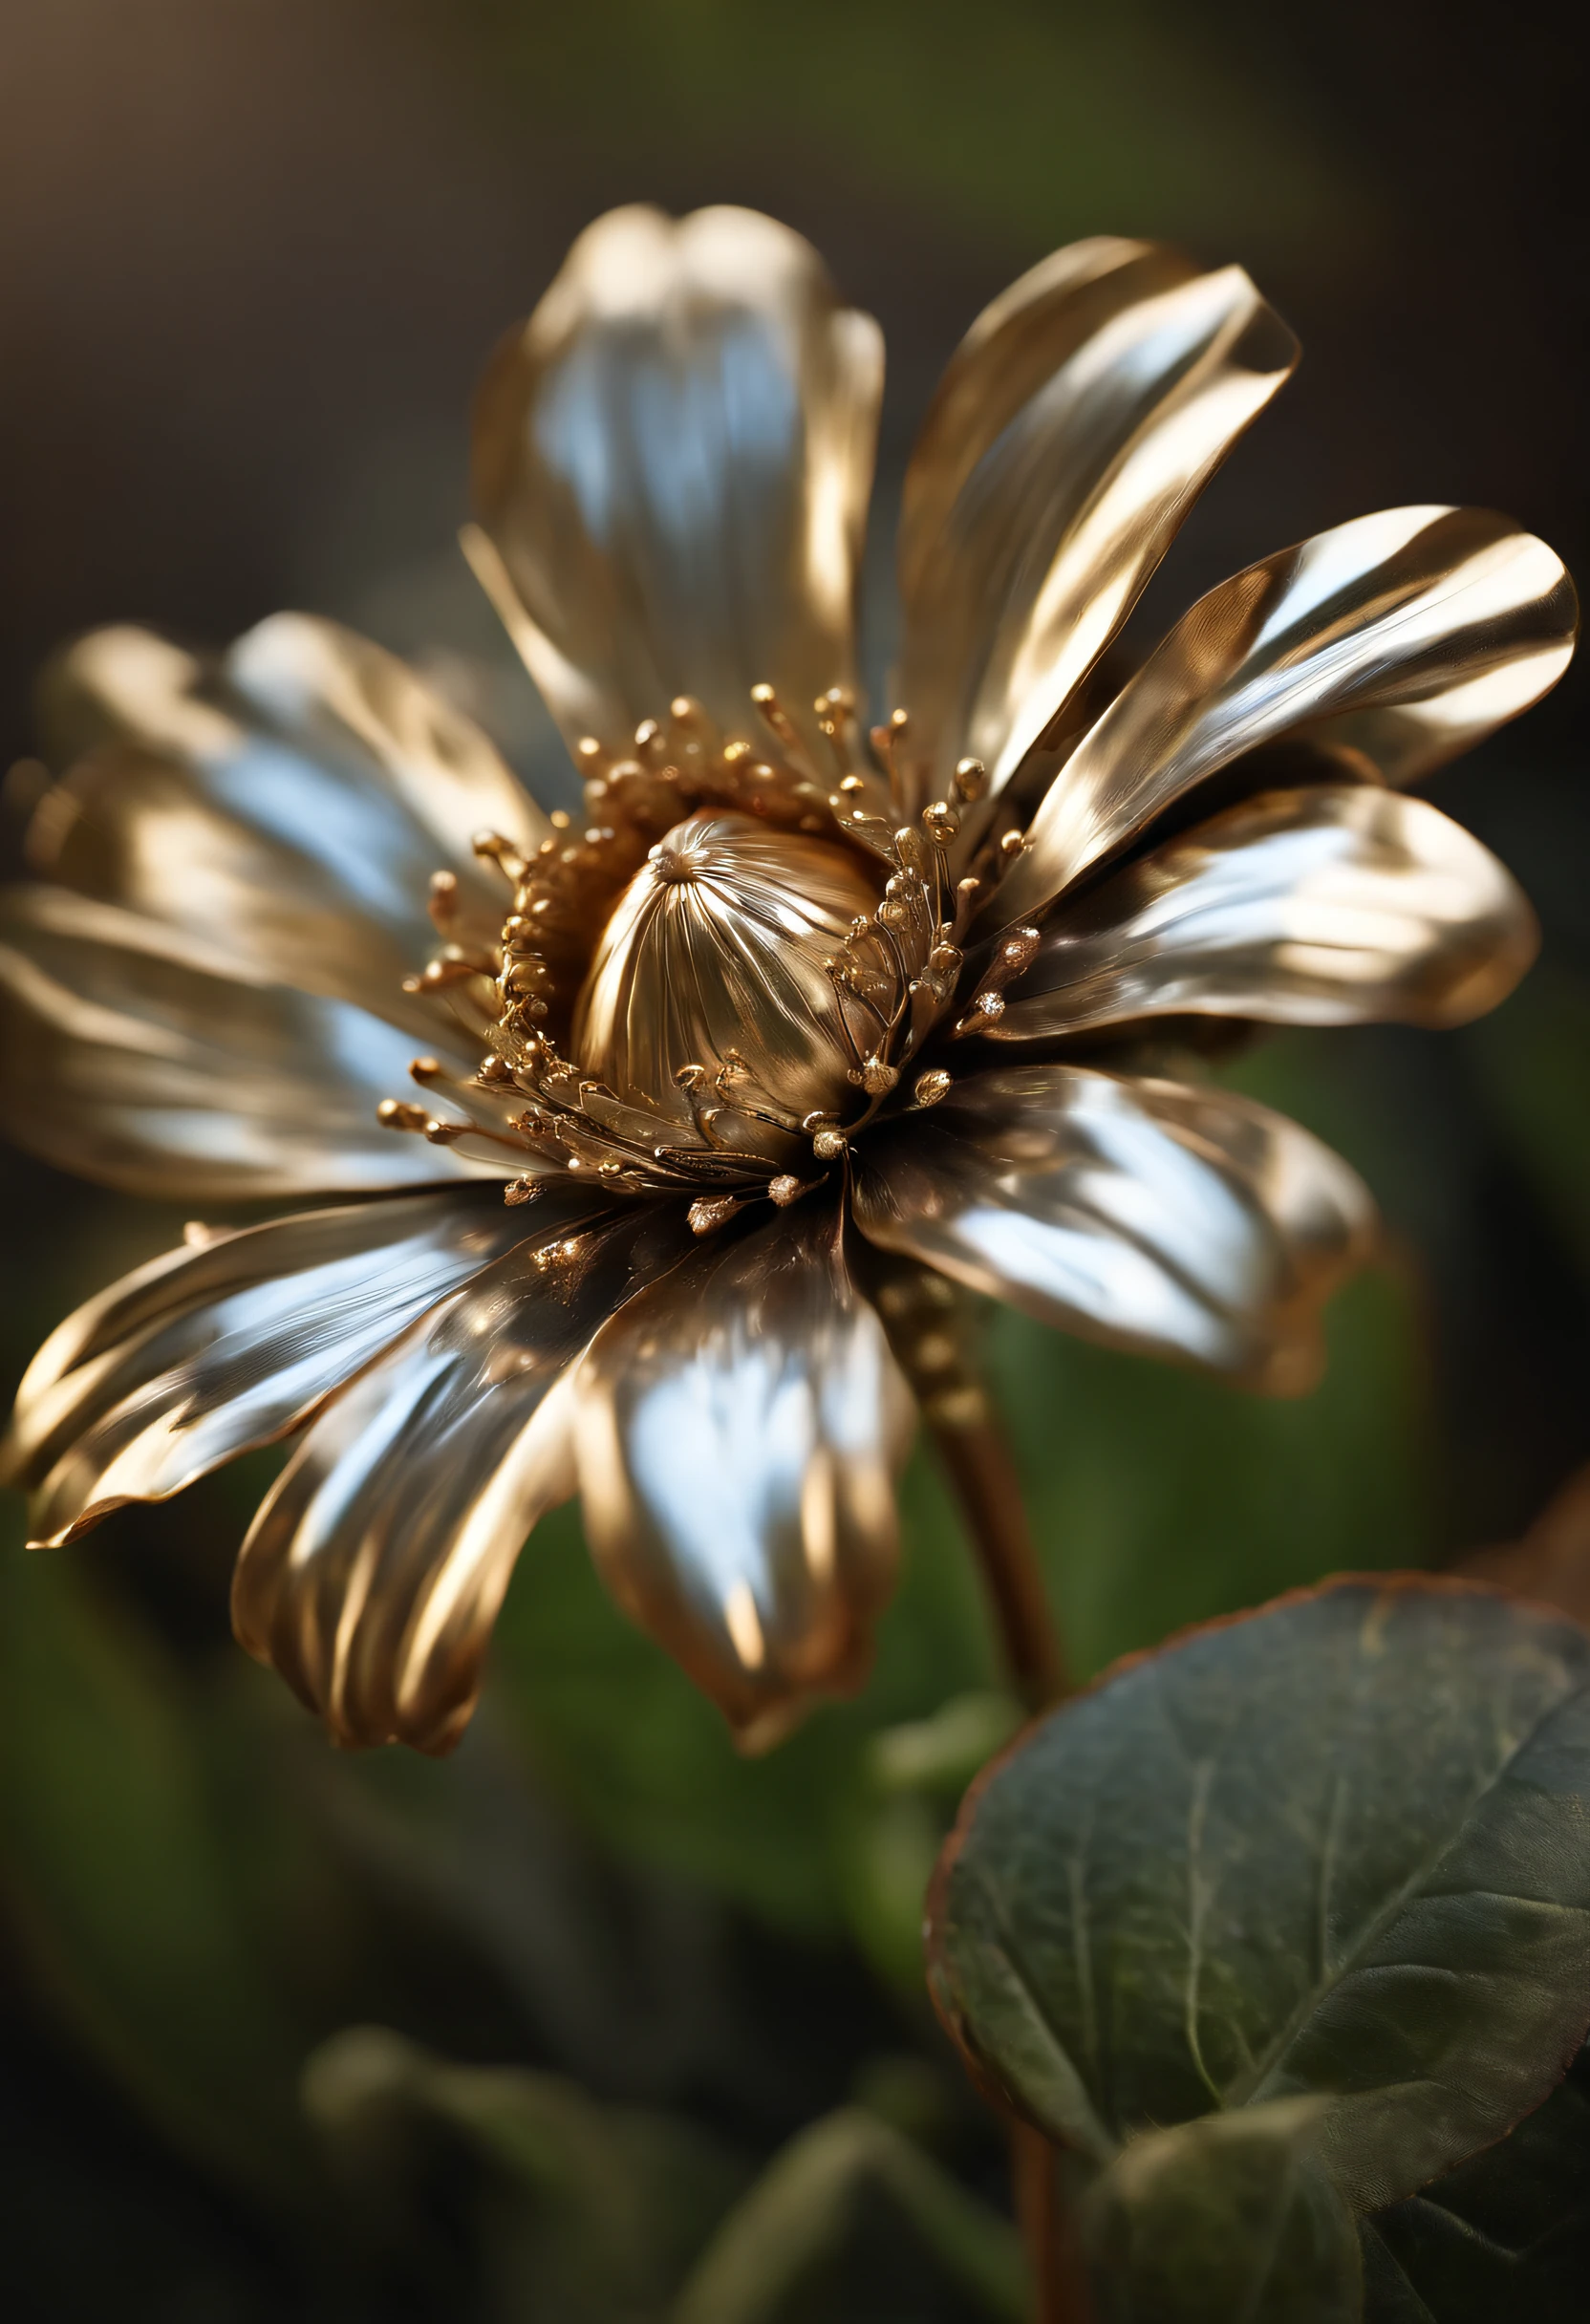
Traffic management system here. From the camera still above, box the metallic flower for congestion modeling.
[2,207,1575,1752]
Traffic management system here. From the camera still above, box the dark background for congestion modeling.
[1,4,1585,2315]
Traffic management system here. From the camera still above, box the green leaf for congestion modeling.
[670,2105,1027,2324]
[0,1521,311,2200]
[1464,968,1590,1279]
[490,1450,997,1937]
[306,2024,745,2319]
[928,1577,1590,2219]
[989,1261,1434,1686]
[1083,2098,1362,2324]
[1361,2041,1590,2322]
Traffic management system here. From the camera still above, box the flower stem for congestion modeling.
[923,1389,1091,2324]
[924,1398,1067,1710]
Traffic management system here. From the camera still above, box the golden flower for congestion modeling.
[1,208,1575,1753]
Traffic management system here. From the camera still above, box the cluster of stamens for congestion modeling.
[377,682,1039,1233]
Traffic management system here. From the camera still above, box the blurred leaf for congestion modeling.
[306,2025,744,2321]
[928,1578,1590,2224]
[467,0,1364,266]
[992,1261,1432,1682]
[491,1450,996,1937]
[1464,967,1590,1278]
[867,1691,1022,1799]
[0,1518,312,2201]
[1361,2042,1590,2323]
[671,2105,1027,2324]
[1083,2099,1362,2324]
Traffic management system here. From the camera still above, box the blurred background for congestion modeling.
[0,3,1584,2314]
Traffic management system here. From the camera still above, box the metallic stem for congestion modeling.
[924,1382,1089,2324]
[926,1400,1067,1711]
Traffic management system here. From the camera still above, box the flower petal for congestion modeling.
[851,1066,1372,1390]
[0,885,500,1197]
[992,783,1537,1041]
[893,239,1297,808]
[571,1200,913,1750]
[230,1198,693,1754]
[6,1187,531,1546]
[992,506,1577,930]
[471,204,883,768]
[30,615,544,1022]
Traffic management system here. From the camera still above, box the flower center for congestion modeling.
[572,810,883,1157]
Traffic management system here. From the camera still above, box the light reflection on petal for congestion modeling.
[30,616,543,1023]
[894,240,1297,810]
[5,1187,528,1544]
[231,1195,693,1754]
[571,1200,913,1750]
[0,885,501,1197]
[992,506,1577,930]
[472,204,883,768]
[993,784,1537,1040]
[851,1066,1373,1391]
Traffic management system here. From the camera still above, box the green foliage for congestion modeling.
[0,1512,312,2203]
[1361,2044,1590,2322]
[1083,2100,1363,2324]
[673,2105,1027,2324]
[1465,967,1590,1279]
[464,0,1364,266]
[928,1578,1590,2318]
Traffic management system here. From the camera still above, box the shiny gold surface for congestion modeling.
[572,1200,913,1750]
[0,883,498,1197]
[1,204,1576,1748]
[991,782,1538,1041]
[574,810,882,1154]
[851,1065,1373,1391]
[3,1188,526,1544]
[991,505,1577,931]
[895,239,1297,813]
[473,204,883,775]
[231,1196,694,1754]
[32,617,545,1021]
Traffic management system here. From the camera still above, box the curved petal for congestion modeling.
[893,240,1297,808]
[30,616,544,1023]
[0,885,499,1198]
[851,1066,1373,1391]
[571,1200,913,1751]
[471,204,884,768]
[992,783,1537,1042]
[991,506,1577,930]
[5,1187,530,1545]
[231,1197,693,1754]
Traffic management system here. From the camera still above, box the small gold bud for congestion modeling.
[913,1069,952,1108]
[811,1128,848,1161]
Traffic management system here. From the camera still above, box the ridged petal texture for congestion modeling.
[32,615,543,1016]
[574,810,879,1145]
[992,506,1577,931]
[993,783,1537,1041]
[572,1202,913,1750]
[893,237,1297,810]
[231,1194,694,1754]
[3,615,545,1196]
[852,1066,1372,1391]
[4,1189,527,1545]
[471,204,883,768]
[0,886,497,1197]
